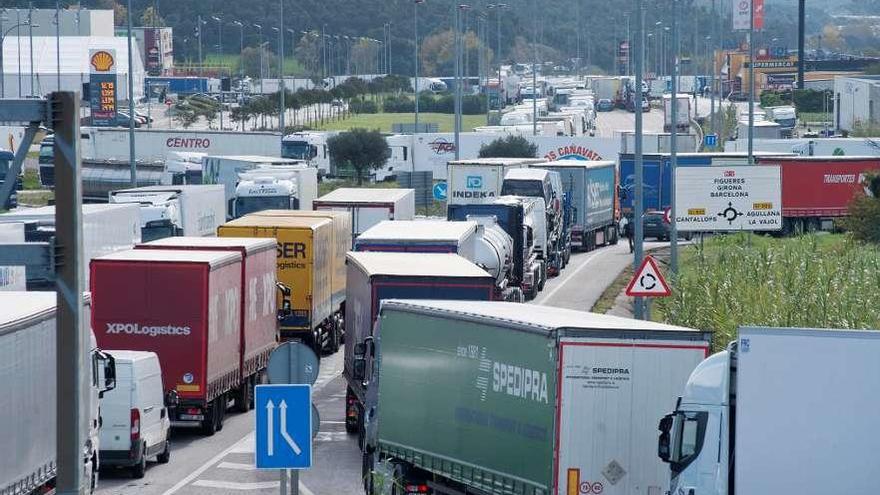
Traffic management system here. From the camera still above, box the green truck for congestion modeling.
[357,300,711,495]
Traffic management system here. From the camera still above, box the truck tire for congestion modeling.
[201,402,219,436]
[329,324,341,354]
[235,380,252,413]
[345,388,360,434]
[390,464,406,495]
[131,446,147,479]
[216,397,226,432]
[362,452,375,495]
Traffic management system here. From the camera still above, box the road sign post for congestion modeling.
[256,385,313,495]
[433,181,448,201]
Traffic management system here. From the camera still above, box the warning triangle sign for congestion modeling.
[625,255,671,297]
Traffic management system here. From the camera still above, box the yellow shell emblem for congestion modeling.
[90,51,115,72]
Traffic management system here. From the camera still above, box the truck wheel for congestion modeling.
[131,446,147,479]
[362,452,375,495]
[329,325,341,354]
[390,464,406,495]
[216,398,226,432]
[157,440,171,464]
[235,381,252,413]
[201,403,218,436]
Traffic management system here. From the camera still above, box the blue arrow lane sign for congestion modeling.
[255,384,312,469]
[433,181,448,201]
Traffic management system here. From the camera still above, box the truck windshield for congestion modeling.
[235,196,291,217]
[502,180,548,203]
[282,141,316,160]
[39,143,53,164]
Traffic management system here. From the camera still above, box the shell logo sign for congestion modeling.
[90,50,115,72]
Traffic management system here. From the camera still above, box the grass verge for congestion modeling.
[655,233,880,349]
[591,264,633,314]
[315,113,488,133]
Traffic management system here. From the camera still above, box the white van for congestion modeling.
[99,351,173,478]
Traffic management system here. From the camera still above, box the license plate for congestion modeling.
[179,414,204,421]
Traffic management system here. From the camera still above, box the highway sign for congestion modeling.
[267,341,319,385]
[704,134,718,147]
[625,256,671,297]
[674,166,782,232]
[255,384,312,470]
[433,181,448,201]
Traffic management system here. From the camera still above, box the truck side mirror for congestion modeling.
[657,414,673,463]
[353,358,367,381]
[98,352,116,397]
[165,389,180,408]
[276,282,293,318]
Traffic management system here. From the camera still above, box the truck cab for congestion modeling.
[281,132,331,176]
[234,165,317,218]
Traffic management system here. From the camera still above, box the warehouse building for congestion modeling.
[0,36,144,101]
[0,8,114,37]
[834,75,880,133]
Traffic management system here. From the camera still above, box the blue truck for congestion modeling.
[535,160,618,251]
[0,149,20,210]
[145,77,210,96]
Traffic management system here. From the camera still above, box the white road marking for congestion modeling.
[320,420,346,424]
[535,249,604,305]
[228,433,255,454]
[161,433,257,495]
[191,480,279,490]
[217,462,257,471]
[315,431,350,442]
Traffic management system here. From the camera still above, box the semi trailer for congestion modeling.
[108,185,226,241]
[313,188,415,240]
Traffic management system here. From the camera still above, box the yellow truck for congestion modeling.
[219,215,342,354]
[248,210,351,314]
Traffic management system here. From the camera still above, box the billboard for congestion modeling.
[732,0,751,30]
[89,49,118,127]
[674,166,782,231]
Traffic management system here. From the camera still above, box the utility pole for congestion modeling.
[55,0,61,92]
[454,5,462,160]
[634,0,645,320]
[532,0,537,136]
[670,0,679,274]
[748,0,755,164]
[710,0,717,135]
[414,0,423,137]
[197,15,204,78]
[29,2,34,96]
[576,0,581,78]
[797,0,805,89]
[279,0,285,133]
[127,0,136,185]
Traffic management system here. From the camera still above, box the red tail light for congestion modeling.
[405,484,429,493]
[130,408,141,443]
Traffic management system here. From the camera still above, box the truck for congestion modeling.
[448,196,547,299]
[446,158,545,206]
[201,155,312,216]
[145,76,210,95]
[591,76,621,102]
[663,93,692,132]
[38,128,283,185]
[534,160,618,251]
[755,155,880,233]
[281,131,332,175]
[313,188,415,239]
[233,165,318,218]
[764,105,797,137]
[502,168,569,274]
[219,215,343,354]
[343,252,496,435]
[134,237,278,409]
[354,220,478,259]
[358,299,712,495]
[0,204,142,289]
[108,185,226,241]
[91,248,268,435]
[659,326,880,495]
[247,210,351,315]
[1,292,116,495]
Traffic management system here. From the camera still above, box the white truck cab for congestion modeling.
[99,351,173,478]
[281,132,332,176]
[109,185,226,241]
[233,165,318,218]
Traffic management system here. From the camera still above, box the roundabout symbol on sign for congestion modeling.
[717,202,742,224]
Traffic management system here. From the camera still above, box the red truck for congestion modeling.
[91,248,271,435]
[756,155,880,233]
[136,237,278,410]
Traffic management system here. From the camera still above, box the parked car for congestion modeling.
[642,210,691,241]
[596,98,614,112]
[115,112,142,127]
[728,91,750,102]
[99,350,173,478]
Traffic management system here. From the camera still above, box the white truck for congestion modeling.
[313,188,415,240]
[0,204,141,289]
[765,105,797,137]
[201,155,312,216]
[660,326,880,495]
[663,93,692,132]
[233,165,319,217]
[591,77,622,101]
[281,131,333,176]
[0,223,26,291]
[38,128,282,186]
[1,292,116,495]
[108,185,226,241]
[446,158,545,206]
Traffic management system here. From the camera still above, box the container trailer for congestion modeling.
[313,188,415,240]
[343,253,496,436]
[109,185,226,241]
[660,326,880,495]
[354,220,478,260]
[135,236,278,410]
[1,292,116,495]
[91,249,244,435]
[360,300,711,495]
[200,155,310,216]
[447,158,544,206]
[219,215,341,353]
[533,160,618,251]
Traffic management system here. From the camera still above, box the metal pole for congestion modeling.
[291,470,299,495]
[747,0,755,164]
[29,2,34,96]
[633,0,645,320]
[797,0,805,89]
[53,90,88,495]
[280,2,286,133]
[56,0,61,92]
[17,10,22,98]
[710,0,717,134]
[414,0,421,136]
[321,25,326,81]
[127,0,136,185]
[454,5,461,160]
[198,16,203,78]
[280,469,288,495]
[575,1,580,78]
[625,13,631,76]
[496,4,502,110]
[670,0,679,274]
[532,0,537,136]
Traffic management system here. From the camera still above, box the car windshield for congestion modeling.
[235,196,290,217]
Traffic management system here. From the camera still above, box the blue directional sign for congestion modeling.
[255,384,312,469]
[433,181,448,201]
[704,134,718,147]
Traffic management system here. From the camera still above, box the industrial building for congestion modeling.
[834,75,880,133]
[0,8,113,37]
[0,36,144,101]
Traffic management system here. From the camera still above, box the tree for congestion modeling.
[174,108,199,129]
[327,128,391,185]
[479,135,538,159]
[844,170,880,243]
[140,6,165,26]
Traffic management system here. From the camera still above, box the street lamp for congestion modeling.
[212,15,223,74]
[253,23,263,92]
[195,16,206,77]
[487,3,507,112]
[455,4,470,157]
[233,21,244,82]
[0,21,32,98]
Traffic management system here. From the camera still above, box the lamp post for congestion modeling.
[669,0,679,274]
[55,0,60,92]
[212,15,225,130]
[532,0,537,136]
[0,22,31,98]
[127,0,136,185]
[253,23,263,93]
[233,20,244,82]
[276,0,285,134]
[28,2,35,97]
[414,0,425,137]
[196,16,205,77]
[454,4,470,159]
[488,3,507,113]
